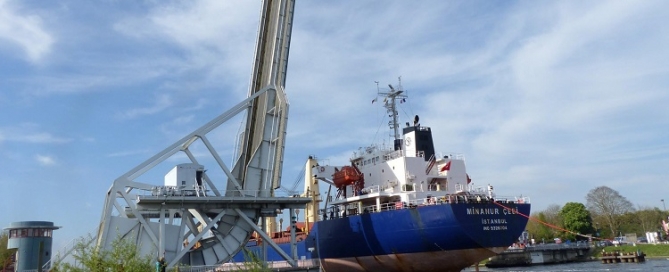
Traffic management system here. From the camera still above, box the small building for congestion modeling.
[4,221,59,272]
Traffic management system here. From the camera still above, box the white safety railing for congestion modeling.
[138,187,277,198]
[42,229,97,271]
[327,193,531,218]
[171,258,320,272]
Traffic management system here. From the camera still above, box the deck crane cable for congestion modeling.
[492,201,605,241]
[277,167,304,196]
[369,85,387,147]
[372,109,387,147]
[397,90,413,125]
[289,167,305,193]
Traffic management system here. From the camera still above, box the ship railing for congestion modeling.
[360,202,407,213]
[437,152,465,160]
[486,196,530,204]
[355,193,528,215]
[494,195,531,204]
[514,195,531,204]
[359,195,461,213]
[383,149,405,161]
[404,195,479,206]
[468,185,488,194]
[362,185,380,194]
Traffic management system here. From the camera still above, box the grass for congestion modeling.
[593,244,669,258]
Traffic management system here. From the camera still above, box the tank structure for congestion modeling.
[4,221,59,272]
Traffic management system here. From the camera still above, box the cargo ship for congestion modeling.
[232,81,531,271]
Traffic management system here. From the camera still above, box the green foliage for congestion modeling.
[52,234,154,272]
[559,202,593,241]
[526,204,562,242]
[526,212,555,242]
[526,187,669,243]
[623,207,666,234]
[233,248,271,272]
[0,232,16,270]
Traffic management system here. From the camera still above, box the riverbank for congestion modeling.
[464,258,669,271]
[594,243,669,258]
[468,243,669,269]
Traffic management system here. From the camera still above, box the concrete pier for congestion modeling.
[486,243,592,267]
[600,251,645,263]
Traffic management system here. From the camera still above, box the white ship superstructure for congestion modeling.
[313,80,494,219]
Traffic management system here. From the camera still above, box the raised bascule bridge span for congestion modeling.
[49,0,310,270]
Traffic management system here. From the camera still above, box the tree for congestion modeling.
[559,202,593,241]
[543,204,562,226]
[586,186,634,238]
[526,212,554,242]
[0,232,16,270]
[52,235,154,272]
[525,204,562,243]
[635,206,666,233]
[616,206,668,236]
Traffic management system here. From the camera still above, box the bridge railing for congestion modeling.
[138,187,283,198]
[42,230,97,271]
[170,258,320,272]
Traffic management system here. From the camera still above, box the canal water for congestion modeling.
[464,258,669,271]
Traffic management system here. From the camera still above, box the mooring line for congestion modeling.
[492,201,603,241]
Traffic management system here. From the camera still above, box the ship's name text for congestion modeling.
[483,225,508,231]
[481,218,509,231]
[466,208,499,215]
[482,218,507,225]
[466,207,520,216]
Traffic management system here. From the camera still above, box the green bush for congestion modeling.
[233,248,271,272]
[52,235,154,272]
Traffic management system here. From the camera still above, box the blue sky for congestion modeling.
[2,0,669,249]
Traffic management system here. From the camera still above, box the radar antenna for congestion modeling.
[377,77,408,141]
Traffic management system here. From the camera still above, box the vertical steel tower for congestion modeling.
[91,0,308,269]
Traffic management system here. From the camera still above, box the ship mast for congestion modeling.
[377,78,408,150]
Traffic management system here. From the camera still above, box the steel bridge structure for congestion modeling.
[91,0,307,269]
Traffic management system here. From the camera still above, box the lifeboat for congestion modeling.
[333,166,362,188]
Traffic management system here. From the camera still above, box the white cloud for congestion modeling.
[281,1,669,211]
[2,0,669,227]
[24,132,70,144]
[0,124,71,144]
[172,115,195,125]
[0,0,54,62]
[118,94,173,119]
[35,154,56,166]
[107,149,150,158]
[113,0,260,95]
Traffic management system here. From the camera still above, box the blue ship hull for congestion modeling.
[234,201,530,271]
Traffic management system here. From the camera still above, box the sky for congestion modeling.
[2,0,669,251]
